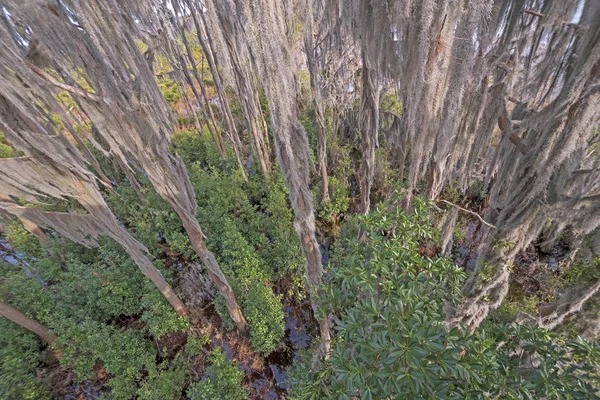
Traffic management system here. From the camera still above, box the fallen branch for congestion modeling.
[438,199,497,229]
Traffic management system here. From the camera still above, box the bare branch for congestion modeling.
[438,199,497,229]
[523,9,545,18]
[26,61,102,103]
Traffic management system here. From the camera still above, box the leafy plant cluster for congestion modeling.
[107,127,303,355]
[187,348,247,400]
[0,132,13,158]
[0,222,192,397]
[288,197,600,399]
[0,221,253,399]
[0,317,49,400]
[313,176,350,221]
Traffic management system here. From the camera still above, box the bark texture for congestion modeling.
[205,0,330,357]
[0,301,56,344]
[0,0,245,329]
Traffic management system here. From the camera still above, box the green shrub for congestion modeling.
[0,319,49,400]
[288,197,600,399]
[299,109,318,166]
[0,138,13,158]
[53,318,156,400]
[137,355,189,400]
[0,224,187,398]
[214,221,284,355]
[314,175,349,220]
[380,89,403,116]
[187,348,247,400]
[158,78,181,105]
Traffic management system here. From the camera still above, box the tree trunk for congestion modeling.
[540,280,600,330]
[124,239,189,318]
[219,25,270,177]
[447,228,515,331]
[358,53,380,214]
[304,23,330,203]
[0,301,56,344]
[439,207,458,256]
[300,230,330,362]
[61,117,117,196]
[426,160,440,200]
[19,216,48,243]
[177,212,248,332]
[187,4,247,181]
[176,52,225,156]
[78,184,189,318]
[181,88,205,136]
[250,78,272,170]
[0,194,47,242]
[279,135,330,359]
[249,115,270,178]
[115,157,145,200]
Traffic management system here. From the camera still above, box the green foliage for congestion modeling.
[380,90,403,116]
[55,319,156,399]
[187,348,247,400]
[107,183,195,259]
[109,129,296,355]
[158,78,181,106]
[288,198,600,399]
[213,220,285,355]
[452,220,467,241]
[300,109,318,167]
[562,256,600,287]
[185,335,210,357]
[4,220,44,257]
[314,176,349,220]
[172,130,299,354]
[0,224,187,398]
[0,318,49,400]
[0,131,13,158]
[136,354,189,400]
[491,296,539,323]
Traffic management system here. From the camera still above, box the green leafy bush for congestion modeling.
[187,348,247,400]
[137,355,189,400]
[0,223,187,398]
[288,198,600,399]
[214,220,284,355]
[0,318,49,400]
[158,78,181,105]
[0,132,13,158]
[314,175,349,220]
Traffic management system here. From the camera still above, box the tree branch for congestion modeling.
[498,102,529,155]
[523,10,579,27]
[26,61,102,103]
[523,9,545,18]
[438,199,497,229]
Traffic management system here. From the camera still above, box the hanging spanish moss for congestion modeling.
[449,0,600,328]
[0,0,250,327]
[204,0,331,357]
[0,13,187,316]
[0,3,599,391]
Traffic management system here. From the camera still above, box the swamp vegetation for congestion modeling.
[0,0,599,398]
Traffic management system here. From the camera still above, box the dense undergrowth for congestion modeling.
[289,198,600,399]
[0,127,303,399]
[0,28,599,400]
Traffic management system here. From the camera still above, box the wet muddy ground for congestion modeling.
[204,294,317,400]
